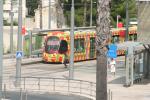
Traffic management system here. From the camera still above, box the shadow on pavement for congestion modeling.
[108,76,126,84]
[134,78,150,85]
[3,91,92,100]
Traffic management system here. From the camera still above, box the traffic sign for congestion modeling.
[107,44,117,58]
[16,51,23,58]
[22,26,26,35]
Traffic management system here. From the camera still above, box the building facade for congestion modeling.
[3,0,26,24]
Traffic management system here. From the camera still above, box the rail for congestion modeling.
[7,77,96,100]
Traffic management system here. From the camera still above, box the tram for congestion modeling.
[42,31,96,63]
[23,26,137,63]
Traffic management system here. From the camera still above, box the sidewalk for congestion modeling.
[3,59,150,100]
[49,60,150,100]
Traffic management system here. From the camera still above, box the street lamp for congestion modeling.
[10,0,14,55]
[48,0,51,29]
[69,0,75,79]
[116,15,121,28]
[90,0,93,26]
[125,0,129,41]
[0,0,3,99]
[16,0,22,86]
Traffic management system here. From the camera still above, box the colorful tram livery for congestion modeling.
[111,26,137,43]
[42,31,96,63]
[23,26,137,63]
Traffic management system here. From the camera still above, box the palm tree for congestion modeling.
[96,0,111,100]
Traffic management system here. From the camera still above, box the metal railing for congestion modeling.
[6,77,96,99]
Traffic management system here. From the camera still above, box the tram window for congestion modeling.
[59,40,68,54]
[74,38,85,53]
[80,39,85,52]
[134,34,137,41]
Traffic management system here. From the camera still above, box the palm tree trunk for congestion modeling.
[96,0,111,100]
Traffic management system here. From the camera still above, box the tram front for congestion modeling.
[43,36,68,63]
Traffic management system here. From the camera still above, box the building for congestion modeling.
[3,0,26,24]
[33,0,66,29]
[3,0,26,53]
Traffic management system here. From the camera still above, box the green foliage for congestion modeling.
[3,20,18,26]
[26,0,39,16]
[62,0,137,27]
[26,0,137,26]
[62,0,97,27]
[110,0,137,27]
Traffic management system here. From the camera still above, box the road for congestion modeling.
[4,91,91,100]
[2,57,150,100]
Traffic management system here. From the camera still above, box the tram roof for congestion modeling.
[31,26,96,35]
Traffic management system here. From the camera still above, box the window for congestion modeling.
[59,40,68,54]
[74,38,85,53]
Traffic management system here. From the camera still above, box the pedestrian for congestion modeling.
[63,52,68,68]
[109,58,116,77]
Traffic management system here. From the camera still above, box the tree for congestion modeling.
[61,0,136,27]
[96,0,111,100]
[26,0,39,16]
[82,0,90,26]
[110,0,137,27]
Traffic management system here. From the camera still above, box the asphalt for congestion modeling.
[2,55,150,100]
[3,91,91,100]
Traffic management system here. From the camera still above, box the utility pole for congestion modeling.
[69,0,75,79]
[16,0,22,86]
[96,0,111,100]
[39,0,43,29]
[90,0,93,26]
[126,0,129,41]
[49,0,51,29]
[10,0,14,54]
[0,0,3,99]
[117,15,119,28]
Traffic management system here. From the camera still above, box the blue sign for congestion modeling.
[107,44,117,58]
[16,51,23,58]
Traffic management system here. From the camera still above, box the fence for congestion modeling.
[2,77,113,100]
[5,77,96,100]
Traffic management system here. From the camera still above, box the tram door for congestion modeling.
[89,37,95,59]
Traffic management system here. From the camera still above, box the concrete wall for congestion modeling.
[3,26,18,54]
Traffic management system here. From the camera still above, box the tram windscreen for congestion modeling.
[45,36,60,53]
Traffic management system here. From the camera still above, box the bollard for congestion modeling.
[80,81,82,94]
[68,80,70,92]
[20,88,22,100]
[24,78,26,90]
[3,84,6,99]
[53,79,55,91]
[108,89,111,100]
[111,91,113,100]
[38,78,40,90]
[90,82,93,96]
[25,90,28,100]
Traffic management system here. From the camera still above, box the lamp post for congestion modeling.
[90,0,93,26]
[69,0,75,79]
[0,0,3,99]
[16,0,22,86]
[125,0,129,41]
[48,0,51,29]
[10,0,14,54]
